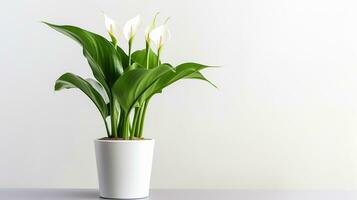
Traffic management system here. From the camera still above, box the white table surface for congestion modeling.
[0,189,356,200]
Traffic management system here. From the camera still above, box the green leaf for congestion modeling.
[109,96,121,138]
[127,62,142,71]
[86,78,110,103]
[112,64,173,113]
[131,48,161,69]
[116,46,129,70]
[137,62,216,103]
[44,22,124,94]
[185,71,217,88]
[164,63,214,86]
[55,73,109,119]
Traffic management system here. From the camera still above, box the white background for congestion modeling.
[0,0,357,189]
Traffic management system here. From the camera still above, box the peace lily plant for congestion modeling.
[44,13,215,199]
[44,14,215,140]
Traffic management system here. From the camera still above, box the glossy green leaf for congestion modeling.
[109,96,121,138]
[185,71,217,88]
[86,78,110,103]
[127,62,141,71]
[55,73,109,119]
[44,22,124,94]
[131,48,161,69]
[137,63,216,103]
[112,64,173,113]
[164,63,214,86]
[116,46,129,70]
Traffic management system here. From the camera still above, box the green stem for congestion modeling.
[145,42,150,69]
[138,99,150,138]
[118,109,125,138]
[128,40,133,66]
[135,106,144,137]
[129,119,133,136]
[110,97,117,138]
[103,117,110,138]
[123,113,130,140]
[157,48,161,67]
[132,108,140,137]
[129,117,135,139]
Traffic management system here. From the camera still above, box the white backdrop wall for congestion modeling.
[0,0,357,189]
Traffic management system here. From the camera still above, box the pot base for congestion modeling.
[95,139,154,199]
[99,195,149,200]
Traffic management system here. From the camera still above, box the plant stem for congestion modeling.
[145,42,150,69]
[118,109,125,138]
[128,40,133,66]
[123,113,130,140]
[129,115,135,140]
[110,97,117,138]
[157,48,161,67]
[138,99,150,138]
[135,106,144,137]
[103,117,110,138]
[132,108,140,137]
[129,119,132,135]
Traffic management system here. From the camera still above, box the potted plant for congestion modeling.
[44,13,215,199]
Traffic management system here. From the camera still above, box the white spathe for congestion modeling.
[95,139,155,199]
[123,15,142,41]
[149,25,171,50]
[145,13,159,42]
[104,14,120,39]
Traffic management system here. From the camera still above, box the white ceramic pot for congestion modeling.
[94,139,155,199]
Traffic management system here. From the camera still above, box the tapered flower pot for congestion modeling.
[94,139,155,199]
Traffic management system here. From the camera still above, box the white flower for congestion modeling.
[149,24,171,50]
[123,15,142,41]
[104,14,120,39]
[145,13,159,42]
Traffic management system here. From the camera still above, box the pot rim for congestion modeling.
[95,138,154,143]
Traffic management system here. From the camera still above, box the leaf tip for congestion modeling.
[207,80,218,89]
[41,21,50,26]
[54,81,61,91]
[205,65,221,69]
